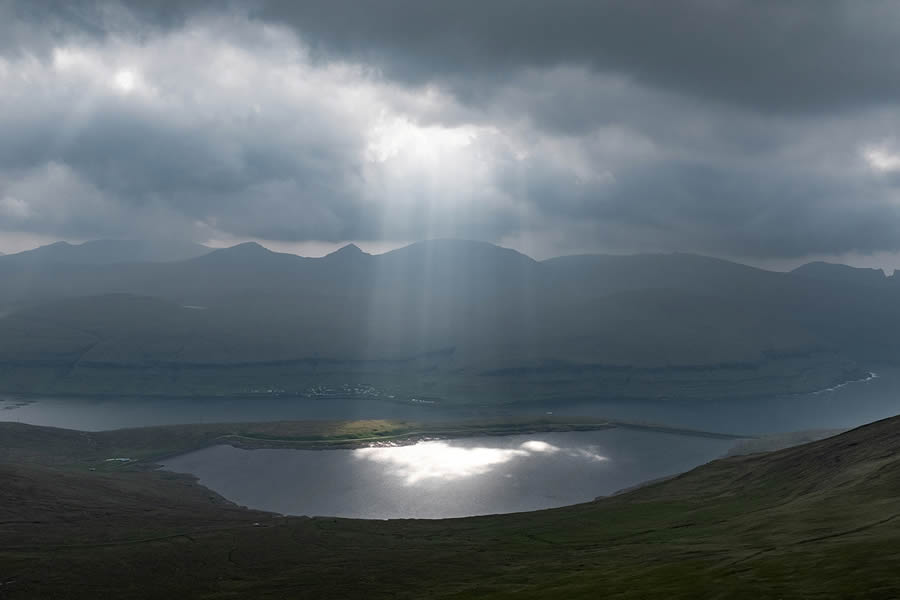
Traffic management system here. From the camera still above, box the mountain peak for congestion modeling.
[218,242,273,256]
[792,261,887,286]
[326,243,368,258]
[389,238,538,264]
[189,242,312,271]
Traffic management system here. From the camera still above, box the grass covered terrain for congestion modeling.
[1,416,900,597]
[0,416,745,472]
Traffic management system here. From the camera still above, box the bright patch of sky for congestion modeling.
[4,4,900,263]
[863,143,900,173]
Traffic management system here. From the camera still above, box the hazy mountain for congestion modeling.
[791,261,888,286]
[543,251,784,298]
[0,239,211,265]
[187,241,296,268]
[0,238,894,400]
[322,242,371,263]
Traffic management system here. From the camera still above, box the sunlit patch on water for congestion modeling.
[354,439,608,485]
[163,430,737,518]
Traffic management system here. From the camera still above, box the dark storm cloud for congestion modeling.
[578,163,900,257]
[10,1,900,115]
[0,15,532,244]
[2,0,900,261]
[0,0,191,57]
[250,0,900,115]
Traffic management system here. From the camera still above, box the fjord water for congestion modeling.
[163,429,735,519]
[3,366,899,435]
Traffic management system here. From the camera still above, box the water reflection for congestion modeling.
[354,439,608,485]
[163,430,735,519]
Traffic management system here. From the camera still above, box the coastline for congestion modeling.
[811,370,878,395]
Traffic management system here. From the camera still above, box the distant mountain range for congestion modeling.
[790,260,893,286]
[0,238,895,401]
[0,239,210,265]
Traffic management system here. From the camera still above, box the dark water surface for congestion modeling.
[163,429,736,519]
[2,366,899,434]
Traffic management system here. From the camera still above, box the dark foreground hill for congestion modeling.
[2,415,900,598]
[0,238,897,401]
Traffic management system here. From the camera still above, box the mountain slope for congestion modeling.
[2,415,900,598]
[543,251,784,298]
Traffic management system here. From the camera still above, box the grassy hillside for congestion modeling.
[0,417,746,471]
[1,416,900,597]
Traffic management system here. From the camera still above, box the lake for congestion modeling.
[162,429,736,519]
[3,365,899,435]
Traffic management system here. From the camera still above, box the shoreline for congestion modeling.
[0,417,754,472]
[0,358,883,405]
[190,419,752,454]
[811,370,879,395]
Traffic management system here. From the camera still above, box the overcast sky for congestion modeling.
[2,1,900,265]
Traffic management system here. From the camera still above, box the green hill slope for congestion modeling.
[2,416,900,598]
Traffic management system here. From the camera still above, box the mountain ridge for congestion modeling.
[791,260,888,286]
[0,238,897,401]
[0,239,211,265]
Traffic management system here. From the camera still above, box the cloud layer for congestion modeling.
[2,0,900,259]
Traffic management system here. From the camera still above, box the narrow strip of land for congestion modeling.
[0,416,753,470]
